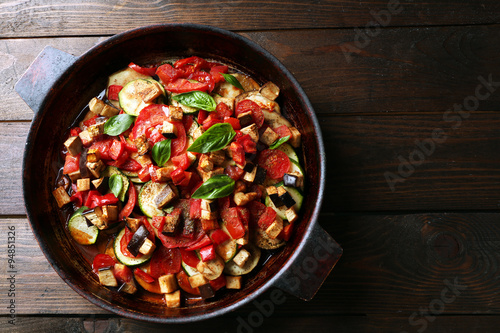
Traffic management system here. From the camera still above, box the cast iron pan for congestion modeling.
[16,24,342,323]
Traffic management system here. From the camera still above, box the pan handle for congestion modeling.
[15,46,76,115]
[273,223,342,301]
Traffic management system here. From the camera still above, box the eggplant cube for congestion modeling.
[200,199,217,212]
[118,281,138,295]
[259,81,280,101]
[64,136,82,156]
[188,274,209,289]
[283,172,304,188]
[86,148,101,163]
[158,274,178,294]
[236,232,249,246]
[88,97,105,114]
[127,225,150,257]
[98,269,118,287]
[226,276,242,289]
[52,186,71,208]
[77,178,91,192]
[259,127,280,146]
[208,150,226,166]
[201,210,217,220]
[199,283,215,299]
[254,167,267,185]
[242,165,257,182]
[289,127,302,148]
[68,170,81,182]
[233,192,258,207]
[232,249,251,268]
[87,160,105,178]
[125,217,142,233]
[238,111,254,128]
[163,213,181,234]
[168,106,184,122]
[154,183,178,208]
[156,165,176,182]
[139,238,156,256]
[286,207,299,223]
[162,121,178,139]
[100,104,120,118]
[164,290,181,308]
[265,215,284,240]
[277,186,296,209]
[198,154,213,172]
[240,123,259,142]
[134,135,150,155]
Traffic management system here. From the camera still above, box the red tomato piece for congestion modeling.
[189,71,215,93]
[70,127,82,137]
[247,200,267,227]
[166,78,209,93]
[189,199,202,219]
[224,165,245,181]
[174,56,209,71]
[224,117,241,130]
[171,168,192,186]
[151,216,165,232]
[113,263,133,283]
[202,114,223,130]
[280,223,294,241]
[258,149,291,179]
[157,221,205,249]
[235,100,264,128]
[108,85,123,101]
[258,206,277,230]
[139,216,156,242]
[83,114,98,127]
[119,158,142,172]
[88,192,119,209]
[118,184,137,220]
[90,138,114,160]
[171,122,187,156]
[150,246,182,278]
[210,275,226,291]
[128,62,157,76]
[131,104,168,141]
[63,153,80,174]
[149,164,160,182]
[216,102,233,118]
[177,270,201,296]
[209,65,228,84]
[171,153,190,170]
[134,268,155,283]
[274,125,292,139]
[228,142,245,166]
[156,63,182,84]
[223,207,246,239]
[185,234,212,251]
[109,140,125,160]
[105,150,130,168]
[210,229,230,245]
[119,134,138,152]
[237,207,250,226]
[180,248,200,268]
[199,244,216,262]
[236,134,257,153]
[197,110,209,124]
[138,165,152,182]
[92,254,116,274]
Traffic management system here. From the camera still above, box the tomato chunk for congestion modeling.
[108,85,123,101]
[63,153,80,174]
[258,149,290,179]
[92,254,116,274]
[258,206,277,230]
[180,248,200,268]
[223,207,246,239]
[128,62,157,76]
[114,263,133,283]
[235,100,264,128]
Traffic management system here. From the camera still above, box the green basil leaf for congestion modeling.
[191,174,235,200]
[172,91,217,112]
[152,139,172,166]
[104,114,135,136]
[269,135,290,149]
[222,73,244,91]
[109,174,123,199]
[164,206,174,214]
[188,123,236,153]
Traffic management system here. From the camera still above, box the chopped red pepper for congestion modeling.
[171,153,191,171]
[128,62,157,76]
[70,127,82,137]
[119,134,138,152]
[118,184,137,220]
[197,110,209,124]
[83,114,99,127]
[209,275,227,291]
[228,142,245,166]
[108,85,123,101]
[109,140,125,160]
[189,199,202,220]
[114,263,133,283]
[138,164,152,182]
[92,254,116,274]
[258,207,277,230]
[185,234,212,251]
[171,168,192,187]
[174,56,209,71]
[210,229,230,245]
[199,244,216,262]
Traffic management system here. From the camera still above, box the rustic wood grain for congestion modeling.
[3,213,500,316]
[3,25,500,121]
[4,112,500,215]
[4,315,500,333]
[0,0,499,38]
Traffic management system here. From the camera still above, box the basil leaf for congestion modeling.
[109,174,123,199]
[222,73,244,91]
[269,135,290,149]
[164,206,174,214]
[172,91,216,112]
[104,114,135,136]
[188,123,236,153]
[191,174,235,200]
[152,139,172,166]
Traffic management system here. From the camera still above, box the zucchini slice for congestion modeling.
[181,261,200,277]
[138,181,167,218]
[223,243,261,276]
[67,210,99,245]
[119,78,165,116]
[114,228,152,267]
[277,143,304,176]
[101,166,129,202]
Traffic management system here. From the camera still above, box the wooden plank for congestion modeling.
[4,112,500,214]
[4,315,500,333]
[3,25,500,121]
[3,213,500,315]
[0,0,499,37]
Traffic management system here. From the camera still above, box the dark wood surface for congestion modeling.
[1,1,500,332]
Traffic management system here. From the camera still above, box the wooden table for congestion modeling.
[2,1,500,332]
